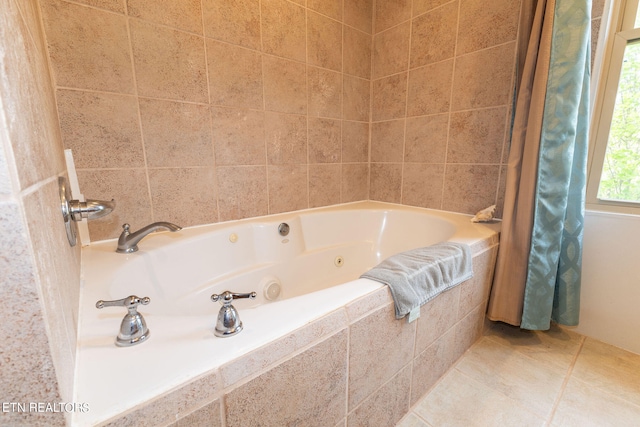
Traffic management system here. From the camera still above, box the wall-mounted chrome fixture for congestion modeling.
[59,176,115,246]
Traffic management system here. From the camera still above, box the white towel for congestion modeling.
[360,242,473,319]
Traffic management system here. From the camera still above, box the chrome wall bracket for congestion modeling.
[59,176,115,246]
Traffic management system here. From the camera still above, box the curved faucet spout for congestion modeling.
[116,222,182,253]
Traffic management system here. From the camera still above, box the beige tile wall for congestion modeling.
[370,0,521,216]
[39,0,373,241]
[0,0,81,424]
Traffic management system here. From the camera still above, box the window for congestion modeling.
[587,0,640,213]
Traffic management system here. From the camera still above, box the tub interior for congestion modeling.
[100,209,457,316]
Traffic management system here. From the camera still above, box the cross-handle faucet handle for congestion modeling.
[211,291,257,306]
[96,295,151,347]
[96,295,150,311]
[210,291,256,337]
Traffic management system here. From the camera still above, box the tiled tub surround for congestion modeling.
[38,0,374,242]
[75,202,499,425]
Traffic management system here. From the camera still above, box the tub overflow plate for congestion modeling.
[335,256,344,267]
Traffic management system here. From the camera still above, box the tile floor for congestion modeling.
[398,322,640,427]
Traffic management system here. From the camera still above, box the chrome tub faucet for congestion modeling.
[116,222,182,253]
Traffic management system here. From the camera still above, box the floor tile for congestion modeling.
[485,322,583,371]
[455,336,567,418]
[571,337,640,407]
[413,369,545,427]
[551,376,640,427]
[396,413,430,427]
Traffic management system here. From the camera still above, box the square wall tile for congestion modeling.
[370,163,402,203]
[77,168,153,240]
[211,107,265,166]
[261,0,306,62]
[39,0,133,93]
[404,114,448,163]
[453,304,485,360]
[457,0,519,55]
[263,56,307,114]
[265,112,307,165]
[127,0,203,34]
[4,3,65,190]
[225,331,348,427]
[442,164,500,214]
[172,400,222,427]
[348,303,415,409]
[70,0,125,13]
[130,20,208,102]
[452,42,516,111]
[343,76,371,122]
[401,163,445,209]
[201,0,261,50]
[56,89,144,169]
[139,98,213,167]
[413,0,454,17]
[374,0,411,33]
[309,118,341,163]
[458,248,497,319]
[447,107,507,164]
[268,165,308,213]
[342,121,369,163]
[308,0,342,21]
[344,26,372,79]
[410,1,458,68]
[308,66,342,119]
[307,11,342,72]
[344,0,373,33]
[217,166,268,221]
[371,119,405,163]
[372,73,407,121]
[207,40,263,109]
[106,372,221,426]
[414,286,459,353]
[342,163,369,202]
[411,328,456,405]
[149,167,217,226]
[22,178,81,398]
[373,22,410,79]
[347,366,411,427]
[407,60,453,117]
[310,164,342,208]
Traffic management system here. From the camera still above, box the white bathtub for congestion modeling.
[74,201,499,426]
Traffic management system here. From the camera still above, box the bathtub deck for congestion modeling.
[400,322,640,426]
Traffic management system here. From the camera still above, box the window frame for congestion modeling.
[587,0,640,214]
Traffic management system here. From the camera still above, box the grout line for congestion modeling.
[366,0,375,201]
[122,2,154,222]
[399,0,415,205]
[258,0,270,215]
[198,0,220,224]
[545,335,586,425]
[371,39,519,84]
[439,0,463,210]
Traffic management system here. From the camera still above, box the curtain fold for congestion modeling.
[487,0,591,329]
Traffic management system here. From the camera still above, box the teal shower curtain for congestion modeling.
[487,0,591,330]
